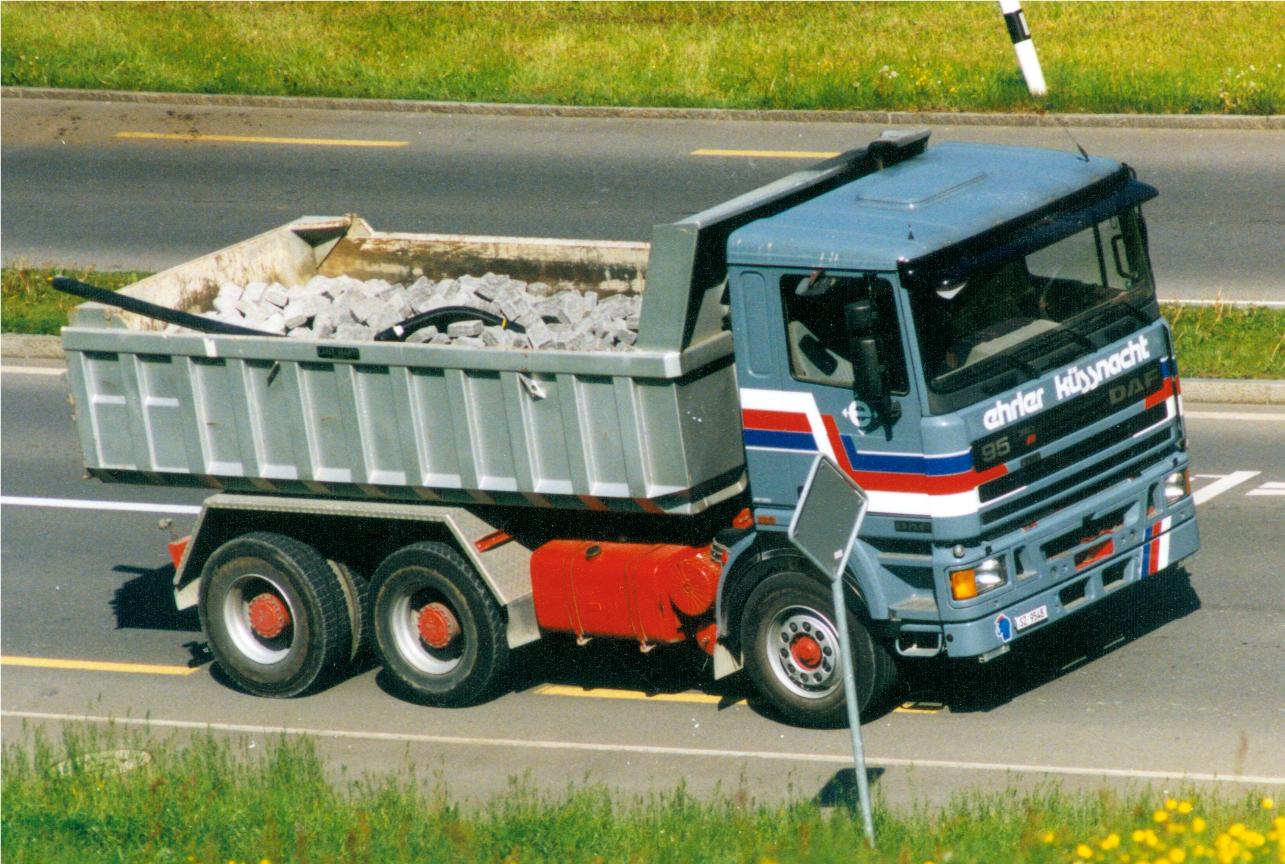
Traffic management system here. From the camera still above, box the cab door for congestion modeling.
[735,270,921,513]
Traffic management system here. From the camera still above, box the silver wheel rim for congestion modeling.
[222,572,295,665]
[764,604,842,699]
[388,583,464,675]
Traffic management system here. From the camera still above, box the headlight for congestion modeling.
[950,556,1008,600]
[1163,468,1191,504]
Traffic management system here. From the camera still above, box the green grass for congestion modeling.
[4,267,1280,380]
[1167,304,1285,380]
[2,724,1280,863]
[1,266,148,335]
[2,2,1282,114]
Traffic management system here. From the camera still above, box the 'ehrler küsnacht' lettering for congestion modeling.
[982,387,1045,431]
[1053,336,1151,401]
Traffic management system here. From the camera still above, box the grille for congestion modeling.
[980,403,1167,503]
[980,428,1171,527]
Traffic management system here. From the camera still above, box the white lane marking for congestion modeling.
[0,365,65,377]
[1247,481,1285,497]
[1192,471,1260,506]
[4,710,1282,786]
[0,496,201,515]
[1184,411,1285,422]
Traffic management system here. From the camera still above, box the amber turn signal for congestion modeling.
[950,568,978,600]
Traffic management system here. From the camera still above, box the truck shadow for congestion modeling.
[897,566,1201,714]
[508,635,757,711]
[110,564,210,668]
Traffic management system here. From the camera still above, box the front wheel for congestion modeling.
[370,542,509,707]
[741,570,895,727]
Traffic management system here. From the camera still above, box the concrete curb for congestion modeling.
[5,333,1281,405]
[1181,378,1285,406]
[1,334,65,361]
[5,86,1283,131]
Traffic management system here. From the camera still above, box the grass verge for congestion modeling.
[2,724,1281,864]
[2,2,1282,115]
[2,266,148,336]
[4,267,1281,380]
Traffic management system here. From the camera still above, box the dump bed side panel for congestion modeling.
[62,218,746,516]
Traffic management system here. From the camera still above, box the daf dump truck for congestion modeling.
[59,130,1199,725]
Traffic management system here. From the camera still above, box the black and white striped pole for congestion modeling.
[999,0,1047,97]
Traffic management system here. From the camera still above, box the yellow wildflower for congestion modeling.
[1261,796,1275,810]
[1177,801,1193,814]
[1228,823,1246,838]
[1101,833,1121,851]
[1154,810,1170,823]
[1076,843,1094,859]
[1192,817,1207,834]
[1167,849,1185,863]
[1042,831,1056,844]
[1133,829,1149,843]
[1165,798,1179,811]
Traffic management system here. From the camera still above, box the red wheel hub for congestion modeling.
[790,634,823,670]
[247,593,291,639]
[417,602,461,649]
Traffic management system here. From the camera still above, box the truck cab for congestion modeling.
[715,133,1198,719]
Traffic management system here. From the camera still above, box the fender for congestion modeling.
[173,493,542,649]
[712,528,889,679]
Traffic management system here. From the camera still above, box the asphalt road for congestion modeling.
[2,97,1283,302]
[2,363,1282,805]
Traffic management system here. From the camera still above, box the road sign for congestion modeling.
[787,454,875,846]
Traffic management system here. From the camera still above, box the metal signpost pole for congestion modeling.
[787,455,876,846]
[831,572,876,845]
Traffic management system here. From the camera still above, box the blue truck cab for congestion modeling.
[713,130,1199,722]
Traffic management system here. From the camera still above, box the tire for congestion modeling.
[198,532,351,698]
[370,541,509,707]
[741,569,895,727]
[330,560,370,664]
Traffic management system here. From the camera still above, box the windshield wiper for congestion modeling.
[1052,327,1095,351]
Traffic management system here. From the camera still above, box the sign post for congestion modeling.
[787,454,875,846]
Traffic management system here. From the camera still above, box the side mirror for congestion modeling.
[844,300,886,406]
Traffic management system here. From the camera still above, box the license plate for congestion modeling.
[1014,605,1048,631]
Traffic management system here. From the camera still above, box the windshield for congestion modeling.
[909,205,1158,412]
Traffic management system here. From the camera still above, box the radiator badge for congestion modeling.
[1052,335,1151,401]
[982,387,1046,431]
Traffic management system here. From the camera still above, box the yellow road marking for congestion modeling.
[116,131,407,148]
[691,148,839,159]
[536,683,742,705]
[1,656,197,676]
[894,701,945,715]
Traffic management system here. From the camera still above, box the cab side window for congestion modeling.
[780,272,908,393]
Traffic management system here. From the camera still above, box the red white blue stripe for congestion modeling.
[1142,515,1173,576]
[739,389,1007,518]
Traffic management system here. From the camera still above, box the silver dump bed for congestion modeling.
[62,216,746,515]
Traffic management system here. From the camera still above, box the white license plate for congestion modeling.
[1014,605,1048,631]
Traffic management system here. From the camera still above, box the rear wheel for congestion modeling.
[741,569,895,727]
[330,559,370,664]
[198,532,351,697]
[370,542,509,706]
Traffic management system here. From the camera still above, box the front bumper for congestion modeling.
[942,507,1199,658]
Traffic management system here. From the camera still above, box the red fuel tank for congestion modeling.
[530,541,720,646]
